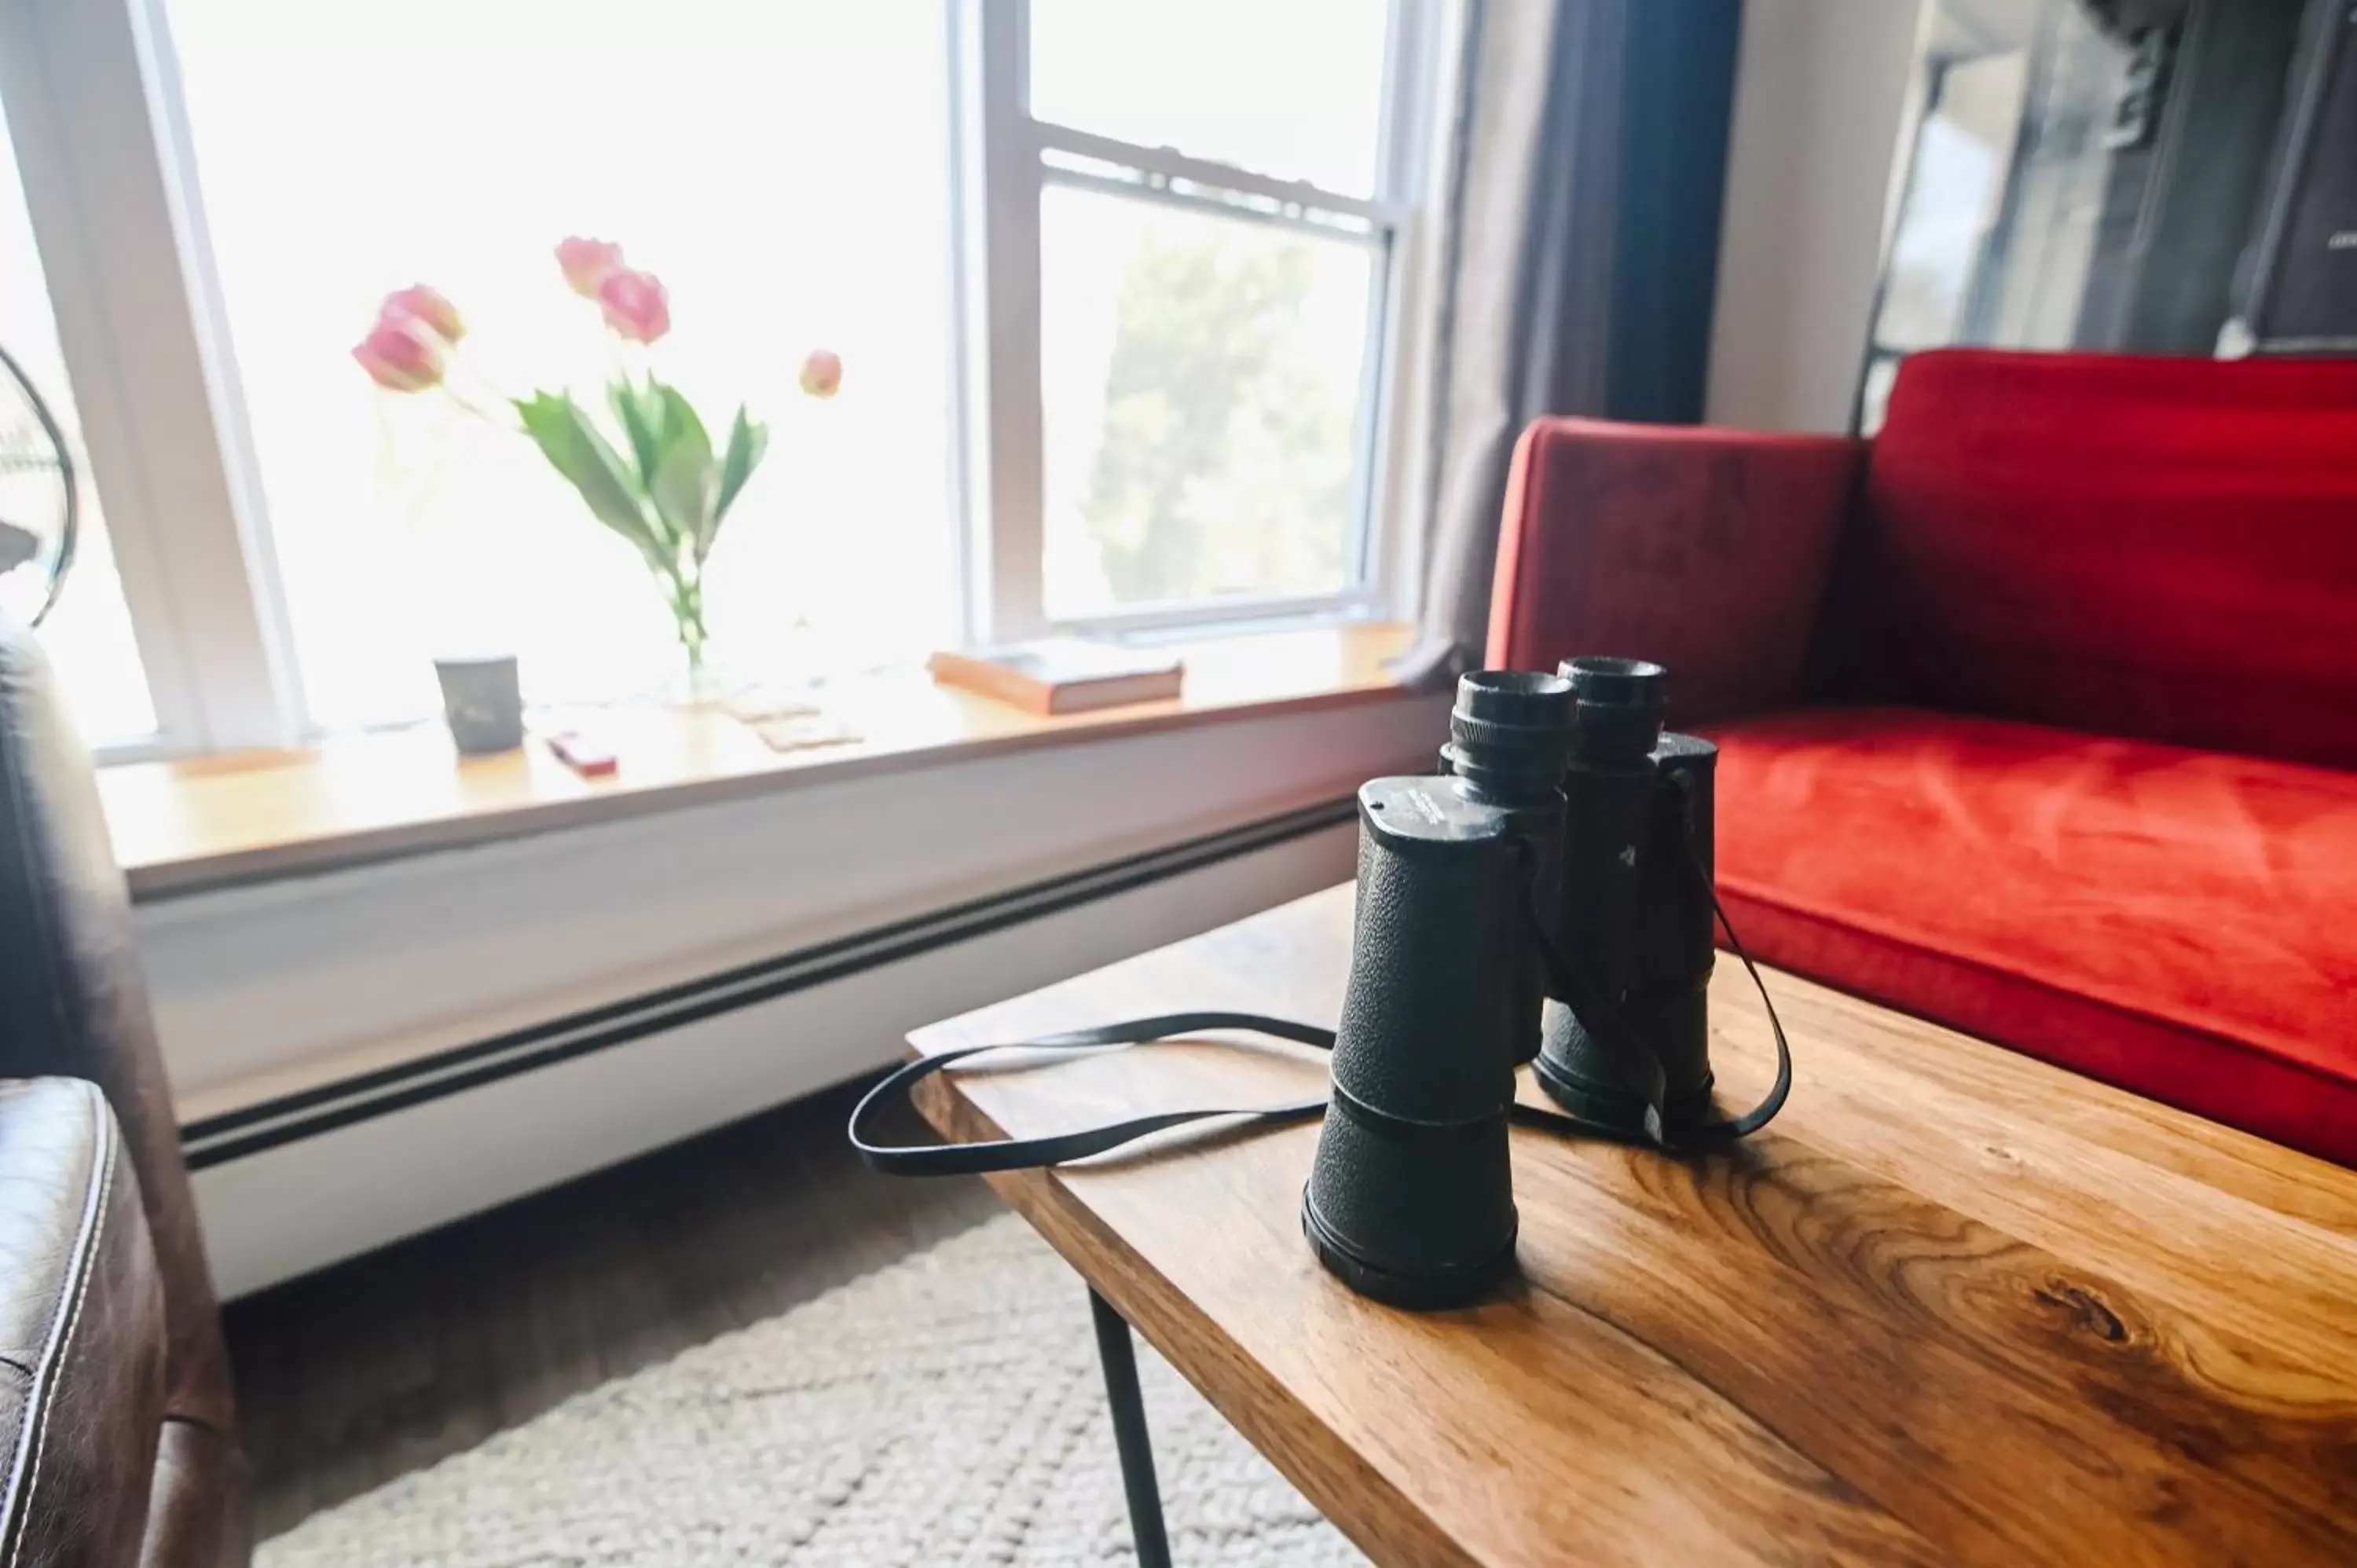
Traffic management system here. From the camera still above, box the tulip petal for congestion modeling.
[797,348,841,398]
[557,237,627,299]
[596,268,670,344]
[383,284,464,343]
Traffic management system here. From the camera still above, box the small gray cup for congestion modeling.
[434,654,524,754]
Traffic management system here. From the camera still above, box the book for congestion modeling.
[926,638,1185,715]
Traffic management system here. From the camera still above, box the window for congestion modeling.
[0,0,1435,756]
[1861,0,2133,430]
[1037,185,1379,617]
[969,0,1421,637]
[0,85,156,741]
[165,0,959,727]
[1028,1,1394,196]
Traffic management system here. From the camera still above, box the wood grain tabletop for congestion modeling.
[908,882,2357,1567]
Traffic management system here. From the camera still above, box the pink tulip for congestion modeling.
[596,268,671,344]
[797,348,842,399]
[352,316,445,392]
[380,284,464,343]
[556,236,626,299]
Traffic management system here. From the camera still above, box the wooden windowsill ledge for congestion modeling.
[101,622,1419,901]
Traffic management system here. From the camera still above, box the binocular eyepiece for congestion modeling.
[1563,655,1667,762]
[1303,657,1721,1308]
[1439,668,1578,794]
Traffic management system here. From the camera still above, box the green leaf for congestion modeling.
[647,385,717,561]
[608,377,665,493]
[651,447,717,565]
[710,404,769,549]
[514,392,662,567]
[654,383,710,463]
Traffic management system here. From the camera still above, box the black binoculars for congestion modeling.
[1302,657,1724,1309]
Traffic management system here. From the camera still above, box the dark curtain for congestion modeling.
[1398,0,1743,685]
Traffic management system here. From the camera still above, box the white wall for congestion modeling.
[1706,0,1927,434]
[146,700,1438,1112]
[159,691,1450,1295]
[191,822,1364,1298]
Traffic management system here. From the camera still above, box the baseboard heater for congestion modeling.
[179,796,1358,1171]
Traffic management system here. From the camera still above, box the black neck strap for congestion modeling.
[849,859,1792,1176]
[1507,850,1791,1149]
[848,1013,1336,1177]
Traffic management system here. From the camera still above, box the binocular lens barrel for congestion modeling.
[1534,728,1720,1133]
[1303,773,1529,1307]
[1306,661,1723,1308]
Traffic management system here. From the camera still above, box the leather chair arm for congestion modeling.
[0,1077,168,1568]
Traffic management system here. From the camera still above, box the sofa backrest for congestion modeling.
[1814,349,2357,771]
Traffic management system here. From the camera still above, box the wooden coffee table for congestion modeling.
[907,883,2357,1566]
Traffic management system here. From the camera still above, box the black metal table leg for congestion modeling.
[1089,1288,1173,1568]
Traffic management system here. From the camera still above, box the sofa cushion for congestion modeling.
[1816,349,2357,771]
[1707,705,2357,1167]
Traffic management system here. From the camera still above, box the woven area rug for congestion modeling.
[260,1214,1366,1566]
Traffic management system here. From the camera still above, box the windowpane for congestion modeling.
[1864,2,2134,430]
[0,97,157,742]
[164,0,955,728]
[1875,51,2029,354]
[1039,185,1376,618]
[1029,0,1392,196]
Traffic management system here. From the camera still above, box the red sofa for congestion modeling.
[1487,348,2357,1166]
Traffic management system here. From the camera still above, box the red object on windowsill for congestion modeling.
[545,729,618,778]
[1488,348,2357,1167]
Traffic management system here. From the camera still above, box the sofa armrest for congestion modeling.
[1485,417,1865,724]
[0,1077,169,1568]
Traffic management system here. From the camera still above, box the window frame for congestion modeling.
[951,0,1441,645]
[2,0,1443,760]
[0,0,306,759]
